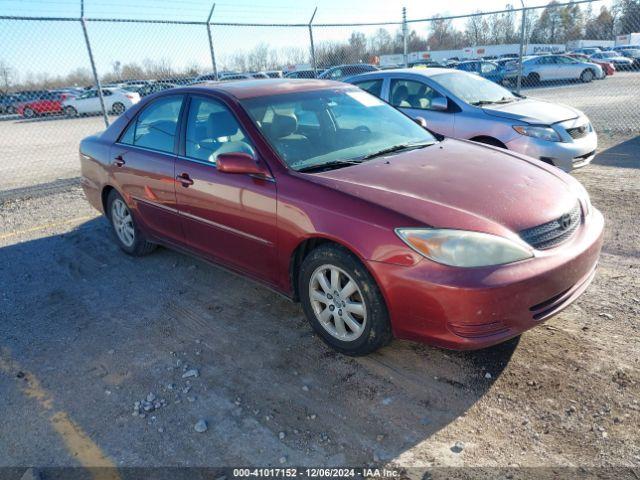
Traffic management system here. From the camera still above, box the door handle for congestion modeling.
[176,173,194,187]
[113,155,125,167]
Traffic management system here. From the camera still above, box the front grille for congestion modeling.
[566,124,590,140]
[529,287,572,320]
[519,202,581,250]
[573,150,596,166]
[448,321,509,338]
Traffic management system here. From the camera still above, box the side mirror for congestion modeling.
[430,97,448,111]
[216,152,270,177]
[413,116,428,128]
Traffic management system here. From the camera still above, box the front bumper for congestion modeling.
[505,123,597,172]
[367,208,604,350]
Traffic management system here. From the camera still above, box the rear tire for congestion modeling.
[106,190,156,256]
[299,244,392,356]
[23,107,35,118]
[112,102,125,115]
[65,106,78,117]
[580,69,594,83]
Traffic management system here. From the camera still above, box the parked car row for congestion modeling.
[4,47,633,121]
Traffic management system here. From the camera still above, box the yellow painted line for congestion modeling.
[0,350,120,479]
[0,214,97,241]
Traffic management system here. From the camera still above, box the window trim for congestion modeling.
[116,94,186,155]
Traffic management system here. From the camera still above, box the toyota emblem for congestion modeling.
[559,213,572,230]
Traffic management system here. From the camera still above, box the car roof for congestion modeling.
[349,67,454,79]
[187,78,348,99]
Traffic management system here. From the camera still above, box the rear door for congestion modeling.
[174,94,278,283]
[111,94,185,244]
[388,78,455,137]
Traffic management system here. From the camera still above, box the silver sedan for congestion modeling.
[345,68,597,172]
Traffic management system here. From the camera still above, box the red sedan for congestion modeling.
[568,53,615,76]
[79,80,603,355]
[17,92,67,118]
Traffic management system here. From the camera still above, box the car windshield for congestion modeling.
[241,88,436,171]
[599,51,618,58]
[433,71,517,106]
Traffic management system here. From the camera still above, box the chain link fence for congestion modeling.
[0,0,639,196]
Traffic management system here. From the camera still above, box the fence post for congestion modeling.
[516,1,526,93]
[402,7,408,67]
[308,7,318,77]
[206,2,219,80]
[80,0,109,127]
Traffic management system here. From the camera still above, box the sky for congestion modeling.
[0,0,613,82]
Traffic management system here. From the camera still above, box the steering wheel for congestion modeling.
[354,125,371,134]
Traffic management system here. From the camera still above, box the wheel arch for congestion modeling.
[288,235,382,303]
[101,184,117,214]
[469,135,507,149]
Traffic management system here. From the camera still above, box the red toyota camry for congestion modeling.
[79,79,603,355]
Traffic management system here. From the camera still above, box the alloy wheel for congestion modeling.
[308,264,367,341]
[111,198,135,247]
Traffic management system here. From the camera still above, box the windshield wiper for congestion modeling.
[296,159,363,173]
[358,142,433,161]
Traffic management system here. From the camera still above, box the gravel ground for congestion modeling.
[0,131,638,475]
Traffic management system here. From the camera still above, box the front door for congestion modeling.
[174,95,278,284]
[388,78,455,137]
[111,94,185,244]
[77,90,101,114]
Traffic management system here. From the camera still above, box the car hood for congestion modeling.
[309,139,579,238]
[481,98,580,125]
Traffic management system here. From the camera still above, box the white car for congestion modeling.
[504,54,604,83]
[62,88,140,116]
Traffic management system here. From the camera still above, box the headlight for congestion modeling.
[395,228,533,268]
[513,125,561,142]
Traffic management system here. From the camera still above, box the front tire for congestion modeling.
[65,106,78,117]
[106,190,156,256]
[580,69,594,83]
[299,244,392,356]
[23,107,35,118]
[526,72,540,86]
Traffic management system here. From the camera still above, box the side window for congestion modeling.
[102,90,113,96]
[119,95,183,154]
[353,79,383,98]
[185,97,255,163]
[389,79,446,111]
[329,68,343,79]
